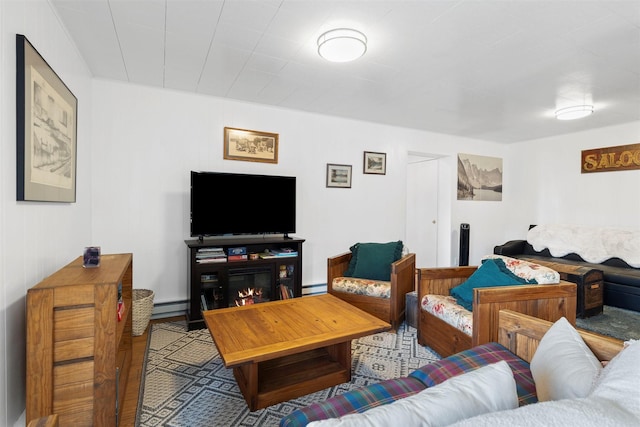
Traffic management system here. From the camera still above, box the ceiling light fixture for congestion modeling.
[317,28,367,63]
[555,105,594,120]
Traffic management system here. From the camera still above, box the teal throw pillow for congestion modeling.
[343,243,361,277]
[450,258,530,311]
[345,241,403,281]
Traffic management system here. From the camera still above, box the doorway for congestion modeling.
[406,153,441,267]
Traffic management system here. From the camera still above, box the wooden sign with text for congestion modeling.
[581,143,640,173]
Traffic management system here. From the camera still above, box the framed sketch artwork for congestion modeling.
[363,151,386,174]
[326,164,352,188]
[224,127,279,164]
[16,34,78,202]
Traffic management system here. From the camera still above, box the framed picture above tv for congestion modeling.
[223,127,279,164]
[16,34,78,202]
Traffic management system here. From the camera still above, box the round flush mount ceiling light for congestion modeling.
[555,105,594,120]
[317,28,367,63]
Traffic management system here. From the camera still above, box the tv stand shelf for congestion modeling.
[185,236,305,330]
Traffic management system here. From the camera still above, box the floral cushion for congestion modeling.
[483,254,560,284]
[421,294,472,337]
[332,277,391,298]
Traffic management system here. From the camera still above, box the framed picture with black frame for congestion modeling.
[16,34,78,202]
[363,151,386,175]
[326,164,352,188]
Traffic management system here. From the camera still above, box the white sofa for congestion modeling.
[307,310,636,427]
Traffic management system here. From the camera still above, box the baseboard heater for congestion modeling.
[151,285,327,319]
[151,300,188,319]
[303,283,326,296]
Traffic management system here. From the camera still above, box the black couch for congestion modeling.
[494,239,640,313]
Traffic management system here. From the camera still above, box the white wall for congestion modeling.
[2,4,637,425]
[0,1,94,425]
[91,80,510,305]
[94,83,640,309]
[501,122,640,241]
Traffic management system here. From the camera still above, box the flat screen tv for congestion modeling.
[190,171,296,238]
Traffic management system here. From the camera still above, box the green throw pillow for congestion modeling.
[345,241,403,281]
[450,258,530,311]
[344,243,361,277]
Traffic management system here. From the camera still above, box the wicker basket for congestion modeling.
[132,289,154,336]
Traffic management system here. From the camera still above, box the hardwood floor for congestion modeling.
[119,316,185,426]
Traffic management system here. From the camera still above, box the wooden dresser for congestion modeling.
[26,253,133,426]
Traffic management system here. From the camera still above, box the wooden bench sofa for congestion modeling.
[417,266,577,357]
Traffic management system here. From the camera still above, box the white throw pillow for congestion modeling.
[449,339,640,427]
[530,317,601,401]
[307,361,518,427]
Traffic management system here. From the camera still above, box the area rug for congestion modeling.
[136,321,439,426]
[576,305,640,340]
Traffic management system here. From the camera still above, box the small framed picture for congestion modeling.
[326,164,352,188]
[224,127,278,164]
[363,151,386,175]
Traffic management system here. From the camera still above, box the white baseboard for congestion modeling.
[151,300,188,319]
[150,285,327,319]
[302,283,326,295]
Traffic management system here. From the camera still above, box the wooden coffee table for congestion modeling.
[203,293,391,411]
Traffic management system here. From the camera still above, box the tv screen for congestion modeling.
[190,171,296,237]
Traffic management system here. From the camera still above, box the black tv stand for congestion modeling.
[185,235,305,330]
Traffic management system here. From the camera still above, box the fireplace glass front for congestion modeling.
[228,267,273,307]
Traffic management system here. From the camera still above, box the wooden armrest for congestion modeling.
[497,309,623,363]
[392,252,415,273]
[391,253,416,299]
[472,281,577,346]
[327,252,352,292]
[417,266,477,299]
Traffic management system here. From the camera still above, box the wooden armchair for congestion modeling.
[417,266,577,357]
[328,252,416,330]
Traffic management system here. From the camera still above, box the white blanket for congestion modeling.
[527,224,640,268]
[448,397,639,427]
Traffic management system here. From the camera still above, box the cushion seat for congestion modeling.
[332,277,391,298]
[420,294,473,337]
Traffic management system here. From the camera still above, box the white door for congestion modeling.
[406,155,439,267]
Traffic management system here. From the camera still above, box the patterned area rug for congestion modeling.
[136,321,439,426]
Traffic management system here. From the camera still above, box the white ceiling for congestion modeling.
[51,0,640,143]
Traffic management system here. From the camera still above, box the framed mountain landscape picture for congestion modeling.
[457,153,502,201]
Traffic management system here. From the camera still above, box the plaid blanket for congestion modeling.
[280,342,536,427]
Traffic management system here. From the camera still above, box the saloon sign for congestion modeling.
[581,143,640,173]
